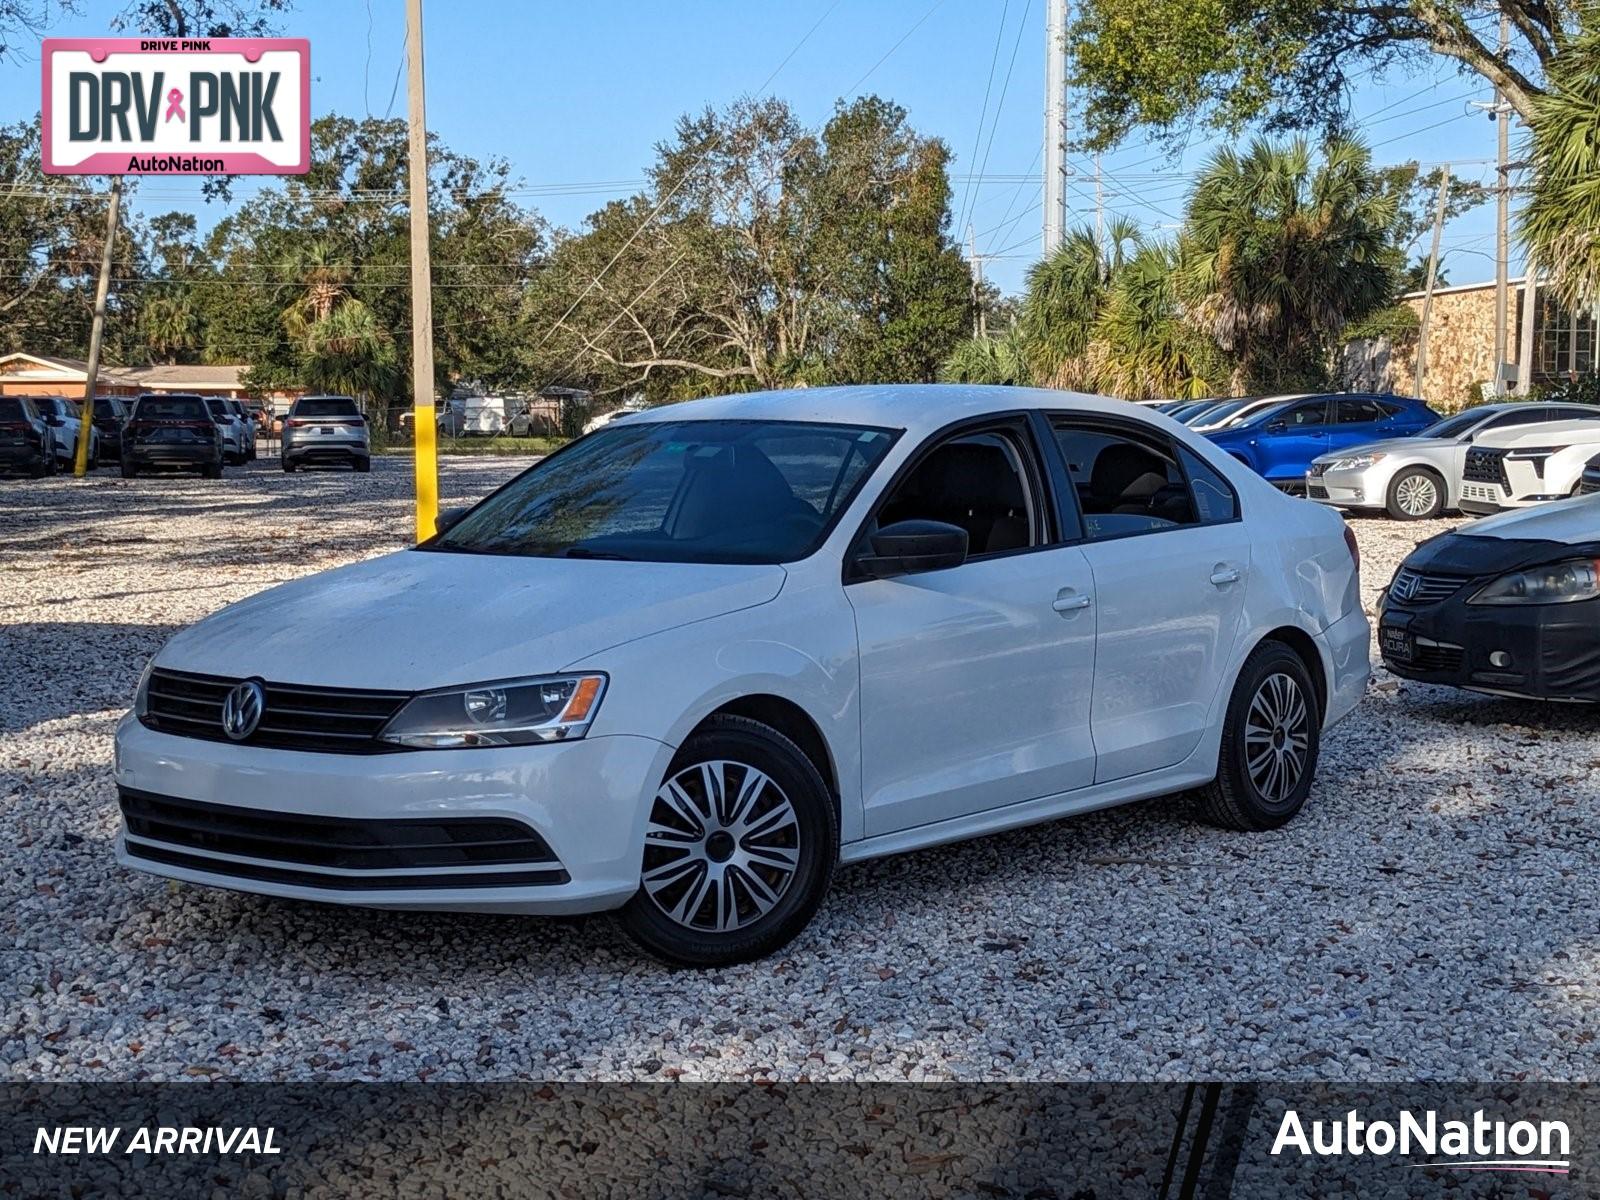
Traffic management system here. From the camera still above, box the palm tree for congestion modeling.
[1090,243,1219,400]
[1019,218,1141,386]
[302,300,399,407]
[1179,137,1399,392]
[141,293,199,364]
[280,241,354,345]
[938,326,1031,385]
[1520,25,1600,308]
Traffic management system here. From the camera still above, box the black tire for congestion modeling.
[619,714,837,967]
[1198,640,1321,831]
[353,457,371,473]
[202,460,223,480]
[1385,467,1445,520]
[29,456,47,479]
[120,459,138,479]
[281,459,295,473]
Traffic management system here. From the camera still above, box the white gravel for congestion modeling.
[2,457,1597,1083]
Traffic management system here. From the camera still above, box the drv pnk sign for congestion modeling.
[42,38,309,175]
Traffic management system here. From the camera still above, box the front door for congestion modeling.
[847,422,1098,836]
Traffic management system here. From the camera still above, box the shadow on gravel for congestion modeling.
[0,623,177,731]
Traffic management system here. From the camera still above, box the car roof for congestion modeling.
[622,384,1163,437]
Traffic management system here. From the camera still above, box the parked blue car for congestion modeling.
[1205,393,1441,487]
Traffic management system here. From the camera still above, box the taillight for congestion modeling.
[1343,525,1360,573]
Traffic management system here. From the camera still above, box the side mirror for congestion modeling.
[434,506,470,536]
[855,519,969,579]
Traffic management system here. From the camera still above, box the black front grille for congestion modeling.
[1580,469,1600,496]
[1307,483,1329,499]
[143,668,409,754]
[1387,568,1467,607]
[1411,643,1464,672]
[1463,447,1510,490]
[119,787,567,887]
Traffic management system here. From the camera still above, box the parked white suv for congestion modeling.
[115,385,1369,965]
[1458,418,1600,514]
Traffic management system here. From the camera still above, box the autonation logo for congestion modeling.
[1273,1108,1571,1176]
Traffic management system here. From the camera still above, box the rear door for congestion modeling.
[1328,395,1393,454]
[1047,415,1251,781]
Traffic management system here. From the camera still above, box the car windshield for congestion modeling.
[1194,400,1246,424]
[1423,409,1500,439]
[135,397,208,421]
[294,397,361,418]
[432,419,898,564]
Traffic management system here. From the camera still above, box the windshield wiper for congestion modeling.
[560,547,633,560]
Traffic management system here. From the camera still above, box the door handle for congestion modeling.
[1210,565,1241,586]
[1053,589,1092,613]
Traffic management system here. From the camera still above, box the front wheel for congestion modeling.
[619,715,837,967]
[1386,467,1444,520]
[1198,641,1321,831]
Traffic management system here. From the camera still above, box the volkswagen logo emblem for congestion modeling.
[1391,572,1418,602]
[221,680,266,741]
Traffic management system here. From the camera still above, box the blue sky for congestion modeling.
[1,0,1519,295]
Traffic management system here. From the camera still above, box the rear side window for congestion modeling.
[134,397,208,421]
[1052,420,1201,538]
[293,397,362,419]
[1178,447,1239,523]
[1335,397,1387,424]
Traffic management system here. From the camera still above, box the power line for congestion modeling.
[955,0,1009,236]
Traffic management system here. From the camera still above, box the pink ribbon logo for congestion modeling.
[164,88,185,123]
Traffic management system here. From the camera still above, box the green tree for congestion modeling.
[1019,220,1138,386]
[1178,137,1399,391]
[1092,242,1222,399]
[939,327,1032,385]
[1068,0,1571,152]
[1520,21,1600,307]
[141,293,200,363]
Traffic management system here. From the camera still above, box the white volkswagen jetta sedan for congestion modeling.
[115,385,1369,965]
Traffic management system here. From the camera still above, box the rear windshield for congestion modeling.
[134,397,208,421]
[204,398,229,417]
[293,397,361,419]
[0,398,32,421]
[93,398,121,417]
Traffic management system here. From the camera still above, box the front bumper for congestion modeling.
[113,715,674,914]
[1377,592,1600,702]
[1305,465,1381,509]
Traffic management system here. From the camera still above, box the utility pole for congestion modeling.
[1094,152,1104,261]
[1492,13,1510,391]
[406,0,439,543]
[1413,166,1451,401]
[966,224,987,339]
[1516,253,1538,394]
[1042,0,1069,255]
[73,176,122,477]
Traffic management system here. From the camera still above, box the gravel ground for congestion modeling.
[2,457,1597,1084]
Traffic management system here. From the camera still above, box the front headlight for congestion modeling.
[377,673,607,748]
[1468,559,1600,606]
[1505,446,1561,461]
[1323,452,1386,473]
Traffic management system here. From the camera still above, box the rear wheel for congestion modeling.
[1199,641,1320,831]
[202,460,222,480]
[1386,467,1444,520]
[619,715,837,966]
[281,459,295,473]
[120,458,138,479]
[353,457,371,473]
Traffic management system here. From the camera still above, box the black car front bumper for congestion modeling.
[1379,535,1600,702]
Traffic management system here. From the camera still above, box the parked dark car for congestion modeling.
[1378,497,1600,702]
[1207,393,1441,488]
[281,395,371,472]
[121,393,225,478]
[92,396,130,459]
[0,396,55,477]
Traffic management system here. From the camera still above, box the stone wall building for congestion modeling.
[1341,277,1597,412]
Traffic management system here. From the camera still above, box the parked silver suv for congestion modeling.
[281,395,371,472]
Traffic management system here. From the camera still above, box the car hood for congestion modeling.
[1472,419,1600,450]
[1314,436,1449,463]
[1457,493,1600,545]
[156,550,788,690]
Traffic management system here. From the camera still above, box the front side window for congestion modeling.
[1053,420,1203,538]
[872,428,1041,557]
[1275,401,1329,428]
[433,419,896,564]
